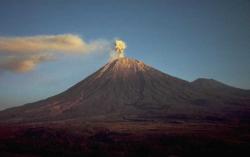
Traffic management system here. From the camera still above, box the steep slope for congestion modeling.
[0,57,250,123]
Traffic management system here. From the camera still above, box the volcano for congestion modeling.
[0,57,250,123]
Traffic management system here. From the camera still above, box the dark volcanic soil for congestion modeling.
[0,121,249,157]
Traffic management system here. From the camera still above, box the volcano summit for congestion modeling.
[0,57,250,123]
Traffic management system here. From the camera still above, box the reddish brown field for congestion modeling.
[0,121,249,157]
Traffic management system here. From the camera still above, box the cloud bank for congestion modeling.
[0,34,111,73]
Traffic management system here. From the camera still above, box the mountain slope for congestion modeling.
[0,57,250,123]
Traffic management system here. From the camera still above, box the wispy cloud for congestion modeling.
[0,34,111,73]
[0,54,54,73]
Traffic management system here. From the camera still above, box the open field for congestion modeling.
[0,121,249,157]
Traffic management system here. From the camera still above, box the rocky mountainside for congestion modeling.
[0,57,250,123]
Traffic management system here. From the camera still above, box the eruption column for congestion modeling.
[115,40,126,58]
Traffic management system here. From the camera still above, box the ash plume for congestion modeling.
[0,34,111,73]
[110,39,127,60]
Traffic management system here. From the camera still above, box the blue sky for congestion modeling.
[0,0,250,110]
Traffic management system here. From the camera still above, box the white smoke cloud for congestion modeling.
[115,40,126,55]
[109,39,127,61]
[0,34,111,73]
